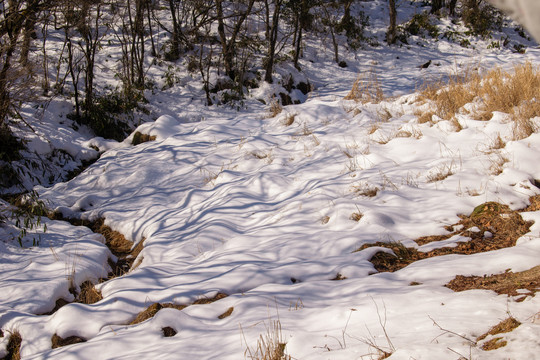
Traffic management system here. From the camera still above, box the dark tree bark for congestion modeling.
[215,0,255,80]
[264,0,283,83]
[387,0,397,45]
[431,0,445,14]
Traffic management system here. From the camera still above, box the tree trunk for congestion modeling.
[387,0,397,45]
[264,0,282,83]
[431,0,445,14]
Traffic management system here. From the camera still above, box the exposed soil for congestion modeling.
[131,303,187,325]
[49,215,145,276]
[162,327,177,337]
[477,317,521,351]
[218,307,234,319]
[356,201,533,273]
[132,132,156,146]
[130,293,229,325]
[51,334,86,349]
[446,265,540,300]
[2,331,21,360]
[40,215,143,315]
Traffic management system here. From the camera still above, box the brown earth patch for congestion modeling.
[131,293,228,325]
[132,132,156,145]
[78,281,103,305]
[445,265,540,299]
[162,327,177,337]
[192,292,228,305]
[356,201,533,273]
[42,215,144,315]
[218,307,234,319]
[49,214,144,276]
[130,303,187,325]
[522,194,540,212]
[477,317,521,351]
[2,330,21,360]
[331,273,347,280]
[51,333,86,349]
[39,282,102,316]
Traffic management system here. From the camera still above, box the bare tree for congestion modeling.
[263,0,283,83]
[215,0,255,80]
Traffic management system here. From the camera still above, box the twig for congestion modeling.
[429,315,476,345]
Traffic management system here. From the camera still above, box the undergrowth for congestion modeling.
[418,62,540,139]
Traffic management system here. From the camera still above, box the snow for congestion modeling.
[2,1,540,359]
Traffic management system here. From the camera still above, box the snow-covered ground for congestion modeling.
[2,1,540,359]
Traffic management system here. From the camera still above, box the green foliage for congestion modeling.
[403,12,439,39]
[336,10,370,50]
[11,191,48,247]
[461,0,503,38]
[0,125,23,162]
[71,90,143,141]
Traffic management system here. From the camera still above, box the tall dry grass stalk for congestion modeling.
[244,319,290,360]
[345,70,384,103]
[419,62,540,139]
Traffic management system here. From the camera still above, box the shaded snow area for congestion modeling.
[2,1,540,359]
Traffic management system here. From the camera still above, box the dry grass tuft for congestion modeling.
[419,68,480,122]
[77,281,103,305]
[51,333,86,349]
[218,307,234,319]
[132,132,157,146]
[352,183,379,197]
[419,62,540,138]
[268,98,283,118]
[193,292,228,305]
[130,303,187,325]
[426,162,454,182]
[523,194,540,211]
[477,317,521,351]
[244,319,291,360]
[416,110,435,124]
[350,212,363,222]
[4,330,22,360]
[345,71,384,103]
[281,113,295,126]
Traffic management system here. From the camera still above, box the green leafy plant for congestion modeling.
[11,191,48,247]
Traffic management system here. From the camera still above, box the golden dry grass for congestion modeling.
[477,317,521,351]
[419,62,540,138]
[244,319,291,360]
[268,98,283,118]
[345,70,384,103]
[4,330,22,360]
[78,281,103,305]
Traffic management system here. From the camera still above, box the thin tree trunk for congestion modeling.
[387,0,397,45]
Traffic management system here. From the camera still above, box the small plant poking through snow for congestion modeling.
[10,191,48,247]
[4,330,22,360]
[352,182,379,197]
[344,70,384,103]
[243,319,291,360]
